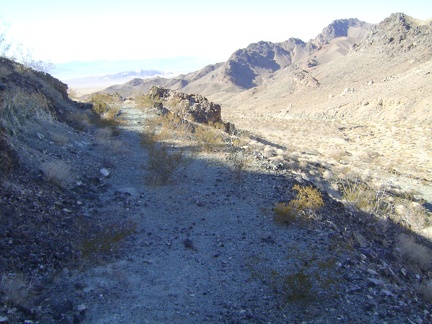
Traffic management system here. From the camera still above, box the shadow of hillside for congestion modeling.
[1,102,432,322]
[86,121,432,320]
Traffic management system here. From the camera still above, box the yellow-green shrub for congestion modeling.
[274,184,324,224]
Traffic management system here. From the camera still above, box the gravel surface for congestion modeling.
[1,104,432,323]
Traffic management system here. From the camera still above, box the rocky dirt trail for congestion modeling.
[50,105,432,323]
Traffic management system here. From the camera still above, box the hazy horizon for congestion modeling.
[3,1,431,65]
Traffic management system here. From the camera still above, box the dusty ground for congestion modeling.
[34,105,432,323]
[222,116,432,203]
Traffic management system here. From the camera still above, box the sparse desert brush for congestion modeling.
[77,221,137,259]
[94,127,113,144]
[226,146,250,185]
[89,93,121,126]
[144,114,192,142]
[339,177,393,216]
[140,130,158,148]
[255,247,341,304]
[66,111,92,131]
[0,273,34,307]
[395,200,431,231]
[40,160,72,188]
[93,127,125,152]
[274,184,324,224]
[144,141,191,185]
[49,130,69,145]
[166,113,193,137]
[396,234,432,270]
[274,202,298,224]
[194,125,224,152]
[135,94,161,110]
[0,126,17,176]
[67,88,79,99]
[416,280,432,303]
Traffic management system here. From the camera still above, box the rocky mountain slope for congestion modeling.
[220,13,432,121]
[101,18,372,97]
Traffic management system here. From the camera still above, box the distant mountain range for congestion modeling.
[97,13,432,126]
[51,56,217,81]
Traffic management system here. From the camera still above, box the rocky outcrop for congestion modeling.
[360,13,432,57]
[0,57,79,123]
[221,38,310,89]
[312,18,372,46]
[148,86,222,124]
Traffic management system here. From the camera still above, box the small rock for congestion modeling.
[52,299,73,320]
[367,269,378,276]
[100,168,110,177]
[367,278,384,286]
[0,316,9,323]
[76,304,87,312]
[183,238,196,250]
[195,200,205,207]
[347,285,362,293]
[381,289,394,297]
[260,232,275,244]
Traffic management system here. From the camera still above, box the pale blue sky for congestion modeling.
[1,0,431,64]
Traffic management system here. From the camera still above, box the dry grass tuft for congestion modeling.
[66,111,92,131]
[416,280,432,303]
[40,160,72,188]
[142,136,192,185]
[0,273,34,306]
[49,130,69,145]
[194,125,224,152]
[396,234,432,270]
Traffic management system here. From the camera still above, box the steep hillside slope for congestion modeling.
[216,13,432,207]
